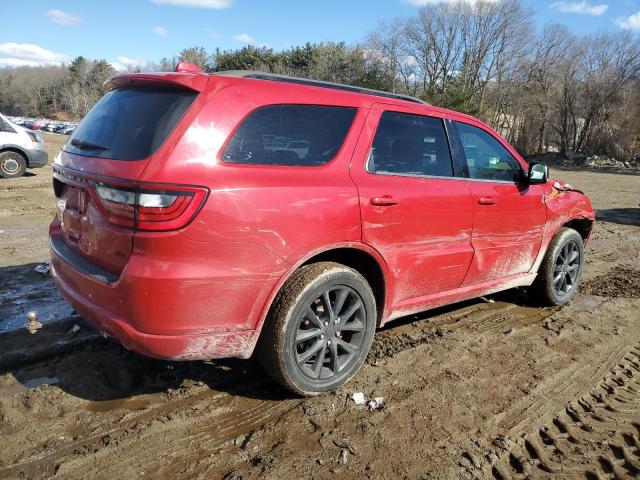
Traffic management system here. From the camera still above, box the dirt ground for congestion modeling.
[0,134,639,479]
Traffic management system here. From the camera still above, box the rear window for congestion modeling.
[64,87,197,160]
[221,105,356,166]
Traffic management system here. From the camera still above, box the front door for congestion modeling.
[350,105,475,307]
[451,121,547,285]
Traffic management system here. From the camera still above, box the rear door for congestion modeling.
[350,104,474,307]
[450,120,547,285]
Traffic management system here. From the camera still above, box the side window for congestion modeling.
[0,117,16,133]
[368,111,454,177]
[222,105,356,166]
[455,122,523,182]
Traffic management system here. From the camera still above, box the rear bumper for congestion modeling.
[49,230,286,360]
[51,259,260,360]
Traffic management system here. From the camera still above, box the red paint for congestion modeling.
[49,72,595,360]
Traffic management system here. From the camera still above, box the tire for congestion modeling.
[531,228,585,306]
[257,262,377,396]
[0,151,27,179]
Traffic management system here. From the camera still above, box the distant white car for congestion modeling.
[0,113,48,178]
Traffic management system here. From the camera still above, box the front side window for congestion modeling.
[456,122,523,182]
[222,105,356,166]
[0,117,16,133]
[368,111,454,177]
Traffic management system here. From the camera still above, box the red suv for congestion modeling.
[49,65,595,395]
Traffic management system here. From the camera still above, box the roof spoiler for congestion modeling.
[104,71,209,92]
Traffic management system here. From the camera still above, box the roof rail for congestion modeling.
[212,70,429,105]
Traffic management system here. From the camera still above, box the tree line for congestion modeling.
[1,0,639,159]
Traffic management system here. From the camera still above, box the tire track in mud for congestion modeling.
[0,369,299,479]
[490,343,640,479]
[368,299,557,362]
[57,392,300,479]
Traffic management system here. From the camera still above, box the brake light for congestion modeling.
[93,182,208,231]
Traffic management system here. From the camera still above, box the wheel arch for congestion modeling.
[530,214,594,274]
[254,243,390,336]
[0,145,30,167]
[562,217,594,244]
[300,247,387,326]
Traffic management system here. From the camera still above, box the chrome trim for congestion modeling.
[365,154,524,184]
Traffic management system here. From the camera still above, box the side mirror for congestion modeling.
[528,162,548,184]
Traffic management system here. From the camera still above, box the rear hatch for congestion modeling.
[52,74,205,276]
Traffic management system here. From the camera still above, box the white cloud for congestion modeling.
[404,0,498,5]
[0,42,68,67]
[151,0,232,9]
[45,9,81,26]
[617,11,640,31]
[153,26,168,36]
[549,1,608,16]
[112,55,148,71]
[233,33,255,43]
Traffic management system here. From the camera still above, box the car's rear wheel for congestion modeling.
[0,151,27,179]
[531,227,584,305]
[257,262,376,396]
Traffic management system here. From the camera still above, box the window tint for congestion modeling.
[222,105,356,166]
[456,122,523,182]
[64,87,197,160]
[368,111,453,177]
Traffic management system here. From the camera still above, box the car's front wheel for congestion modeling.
[0,151,27,179]
[531,227,585,305]
[257,262,376,396]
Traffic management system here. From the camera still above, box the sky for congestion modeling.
[1,0,639,70]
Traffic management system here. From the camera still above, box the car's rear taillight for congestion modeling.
[93,182,208,231]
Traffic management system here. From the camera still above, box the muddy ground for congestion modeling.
[0,134,639,479]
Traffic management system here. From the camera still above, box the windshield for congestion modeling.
[64,87,197,160]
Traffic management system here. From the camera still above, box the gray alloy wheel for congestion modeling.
[292,285,367,381]
[257,262,376,396]
[531,227,585,306]
[552,239,581,296]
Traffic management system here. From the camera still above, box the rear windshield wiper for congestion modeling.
[70,138,109,151]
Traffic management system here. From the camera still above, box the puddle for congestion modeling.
[87,397,150,413]
[572,296,603,310]
[0,376,59,398]
[0,266,73,334]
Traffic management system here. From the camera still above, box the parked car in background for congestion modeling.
[49,66,595,395]
[6,116,78,137]
[0,113,48,178]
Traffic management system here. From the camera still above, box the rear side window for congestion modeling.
[64,87,197,160]
[222,105,356,166]
[368,111,454,177]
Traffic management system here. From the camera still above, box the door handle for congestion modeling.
[370,195,399,206]
[478,196,496,205]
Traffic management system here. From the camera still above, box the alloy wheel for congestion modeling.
[294,286,367,381]
[553,240,581,296]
